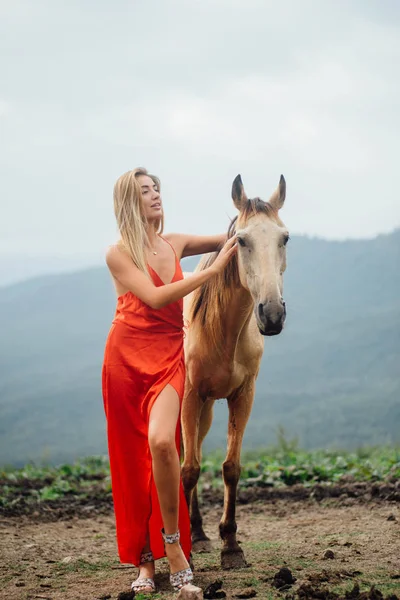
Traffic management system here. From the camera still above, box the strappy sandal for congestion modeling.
[161,529,194,591]
[131,551,156,594]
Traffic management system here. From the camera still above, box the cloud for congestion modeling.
[0,0,399,258]
[0,100,10,117]
[85,61,379,176]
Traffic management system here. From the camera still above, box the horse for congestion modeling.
[181,173,289,569]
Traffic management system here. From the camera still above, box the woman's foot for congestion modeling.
[162,530,193,591]
[131,554,156,594]
[165,540,190,574]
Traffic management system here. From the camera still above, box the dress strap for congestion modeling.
[158,235,179,263]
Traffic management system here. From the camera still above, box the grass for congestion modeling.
[1,444,399,512]
[248,541,282,551]
[55,557,119,575]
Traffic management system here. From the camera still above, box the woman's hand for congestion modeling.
[209,236,238,274]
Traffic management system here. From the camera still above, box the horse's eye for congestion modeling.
[237,237,246,247]
[283,235,290,246]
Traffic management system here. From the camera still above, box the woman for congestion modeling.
[102,167,237,593]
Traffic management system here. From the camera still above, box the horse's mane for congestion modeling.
[189,198,277,353]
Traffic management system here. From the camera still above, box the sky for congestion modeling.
[1,0,399,282]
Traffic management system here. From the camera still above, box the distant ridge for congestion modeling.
[0,230,399,466]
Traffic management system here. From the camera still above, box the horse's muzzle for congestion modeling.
[257,301,286,336]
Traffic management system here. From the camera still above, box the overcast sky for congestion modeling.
[1,0,399,271]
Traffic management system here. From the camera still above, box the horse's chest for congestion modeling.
[194,362,245,400]
[185,314,263,400]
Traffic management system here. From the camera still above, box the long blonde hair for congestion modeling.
[113,167,164,274]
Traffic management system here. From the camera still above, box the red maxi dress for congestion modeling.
[102,244,191,566]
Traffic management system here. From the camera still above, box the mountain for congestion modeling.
[0,231,399,466]
[0,254,103,287]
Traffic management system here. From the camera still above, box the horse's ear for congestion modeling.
[268,175,286,211]
[232,174,248,210]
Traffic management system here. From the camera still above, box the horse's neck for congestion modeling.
[219,284,254,352]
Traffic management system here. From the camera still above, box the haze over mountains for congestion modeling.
[0,254,103,287]
[0,230,399,466]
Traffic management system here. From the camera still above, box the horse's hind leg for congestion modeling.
[220,381,254,570]
[190,399,214,552]
[181,390,213,551]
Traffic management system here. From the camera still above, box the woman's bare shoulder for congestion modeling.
[162,233,186,256]
[105,243,126,263]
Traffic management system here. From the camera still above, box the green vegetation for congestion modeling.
[203,444,400,488]
[1,446,399,512]
[55,557,117,574]
[0,455,111,509]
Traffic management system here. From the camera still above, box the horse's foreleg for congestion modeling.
[220,381,255,570]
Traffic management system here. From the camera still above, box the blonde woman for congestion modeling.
[102,168,237,593]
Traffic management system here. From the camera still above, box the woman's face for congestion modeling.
[137,175,162,222]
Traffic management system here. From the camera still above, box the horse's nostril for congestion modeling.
[258,303,264,319]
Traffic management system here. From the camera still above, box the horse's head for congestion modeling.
[232,174,289,336]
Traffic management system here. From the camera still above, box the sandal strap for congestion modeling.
[170,567,193,591]
[131,577,156,592]
[161,528,180,544]
[140,551,154,564]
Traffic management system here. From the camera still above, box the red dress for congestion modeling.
[102,243,191,566]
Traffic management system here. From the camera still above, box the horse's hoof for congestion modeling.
[192,538,214,553]
[221,548,248,570]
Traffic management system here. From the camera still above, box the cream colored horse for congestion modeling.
[182,174,289,569]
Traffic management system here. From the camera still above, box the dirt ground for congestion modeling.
[1,497,399,600]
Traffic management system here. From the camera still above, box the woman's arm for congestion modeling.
[165,233,227,258]
[106,237,237,310]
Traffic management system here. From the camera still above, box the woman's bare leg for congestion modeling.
[148,384,190,574]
